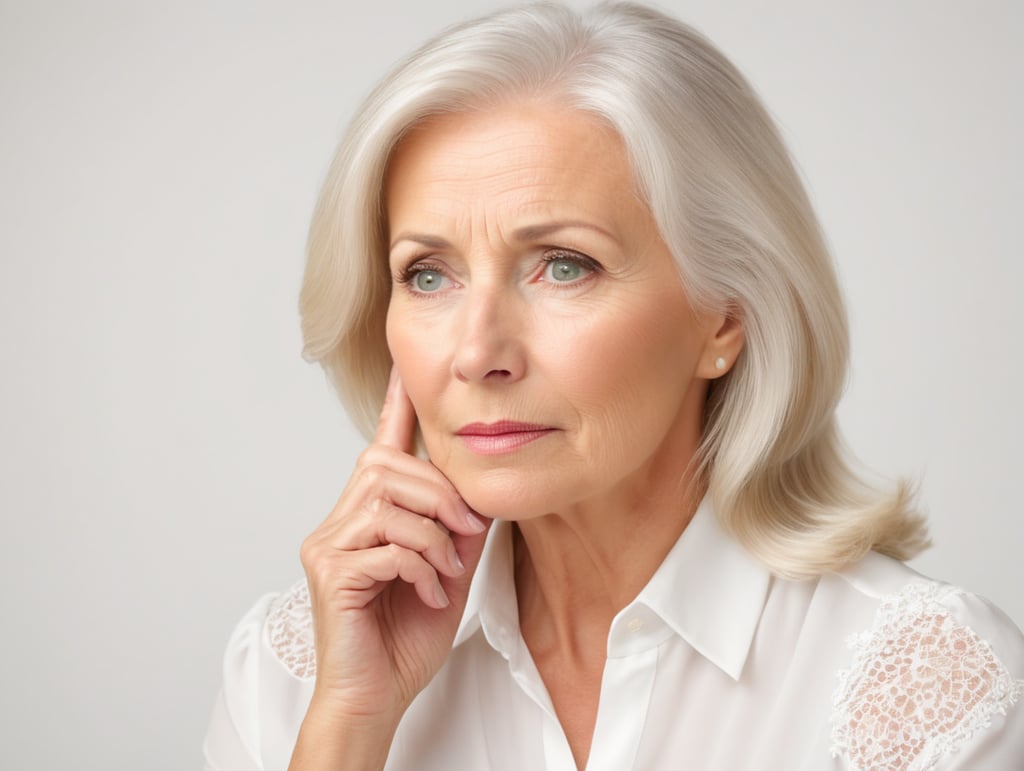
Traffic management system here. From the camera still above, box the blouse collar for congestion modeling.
[453,496,771,681]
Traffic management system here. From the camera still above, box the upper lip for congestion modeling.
[455,421,555,436]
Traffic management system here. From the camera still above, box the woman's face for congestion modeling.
[385,105,728,521]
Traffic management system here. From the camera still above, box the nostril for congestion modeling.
[485,369,513,379]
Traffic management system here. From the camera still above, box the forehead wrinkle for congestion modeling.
[411,118,615,195]
[387,108,646,259]
[426,169,625,248]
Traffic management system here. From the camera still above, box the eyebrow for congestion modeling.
[389,233,451,251]
[389,220,616,251]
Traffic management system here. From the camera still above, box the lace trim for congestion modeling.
[831,581,1022,771]
[266,579,317,679]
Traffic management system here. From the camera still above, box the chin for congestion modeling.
[444,467,555,522]
[425,437,553,520]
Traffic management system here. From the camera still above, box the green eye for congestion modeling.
[414,269,444,292]
[545,259,585,282]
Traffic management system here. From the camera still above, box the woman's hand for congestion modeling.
[297,367,491,730]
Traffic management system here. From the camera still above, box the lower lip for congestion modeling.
[457,429,555,455]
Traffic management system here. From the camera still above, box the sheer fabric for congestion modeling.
[204,500,1024,770]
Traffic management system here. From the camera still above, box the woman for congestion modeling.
[204,3,1024,769]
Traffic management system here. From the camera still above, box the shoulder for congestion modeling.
[826,553,1024,770]
[264,579,318,679]
[204,581,317,771]
[220,579,319,681]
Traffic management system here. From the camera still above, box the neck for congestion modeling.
[513,469,705,662]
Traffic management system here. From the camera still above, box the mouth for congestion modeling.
[454,421,557,455]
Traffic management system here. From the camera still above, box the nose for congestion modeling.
[451,284,527,384]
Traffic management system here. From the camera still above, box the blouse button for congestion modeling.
[627,617,644,633]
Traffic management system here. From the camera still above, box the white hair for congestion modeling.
[300,1,929,577]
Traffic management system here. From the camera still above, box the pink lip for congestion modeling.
[455,421,556,455]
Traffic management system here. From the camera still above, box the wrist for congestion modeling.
[290,697,403,771]
[307,686,409,729]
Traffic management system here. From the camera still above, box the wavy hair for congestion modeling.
[299,1,930,577]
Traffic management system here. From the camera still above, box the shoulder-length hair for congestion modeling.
[299,0,929,577]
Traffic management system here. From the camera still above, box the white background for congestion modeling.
[1,1,1020,768]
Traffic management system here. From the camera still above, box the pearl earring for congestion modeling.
[714,357,726,371]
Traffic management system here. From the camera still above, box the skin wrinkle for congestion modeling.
[384,103,734,596]
[383,103,744,767]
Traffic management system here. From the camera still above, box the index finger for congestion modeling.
[374,366,417,453]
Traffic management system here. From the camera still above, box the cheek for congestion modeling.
[386,308,446,415]
[387,314,458,469]
[556,300,702,454]
[551,299,697,409]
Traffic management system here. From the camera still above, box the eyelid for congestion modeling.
[394,259,438,282]
[394,259,458,295]
[538,248,602,283]
[394,248,602,291]
[541,247,601,266]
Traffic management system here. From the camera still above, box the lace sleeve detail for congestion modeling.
[830,581,1023,771]
[265,580,317,680]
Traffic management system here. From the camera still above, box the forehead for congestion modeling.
[384,105,644,232]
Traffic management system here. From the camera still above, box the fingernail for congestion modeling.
[464,510,487,533]
[447,540,465,574]
[434,583,450,608]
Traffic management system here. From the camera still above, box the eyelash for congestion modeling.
[394,249,602,293]
[395,261,447,289]
[538,249,601,283]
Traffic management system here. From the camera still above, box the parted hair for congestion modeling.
[299,1,930,577]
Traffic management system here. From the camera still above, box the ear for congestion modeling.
[696,310,745,379]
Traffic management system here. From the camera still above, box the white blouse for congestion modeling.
[203,500,1024,770]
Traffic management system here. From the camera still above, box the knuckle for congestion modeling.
[360,464,387,489]
[298,535,320,567]
[416,519,444,549]
[356,444,383,466]
[419,516,446,545]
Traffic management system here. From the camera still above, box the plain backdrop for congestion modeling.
[1,1,1021,768]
